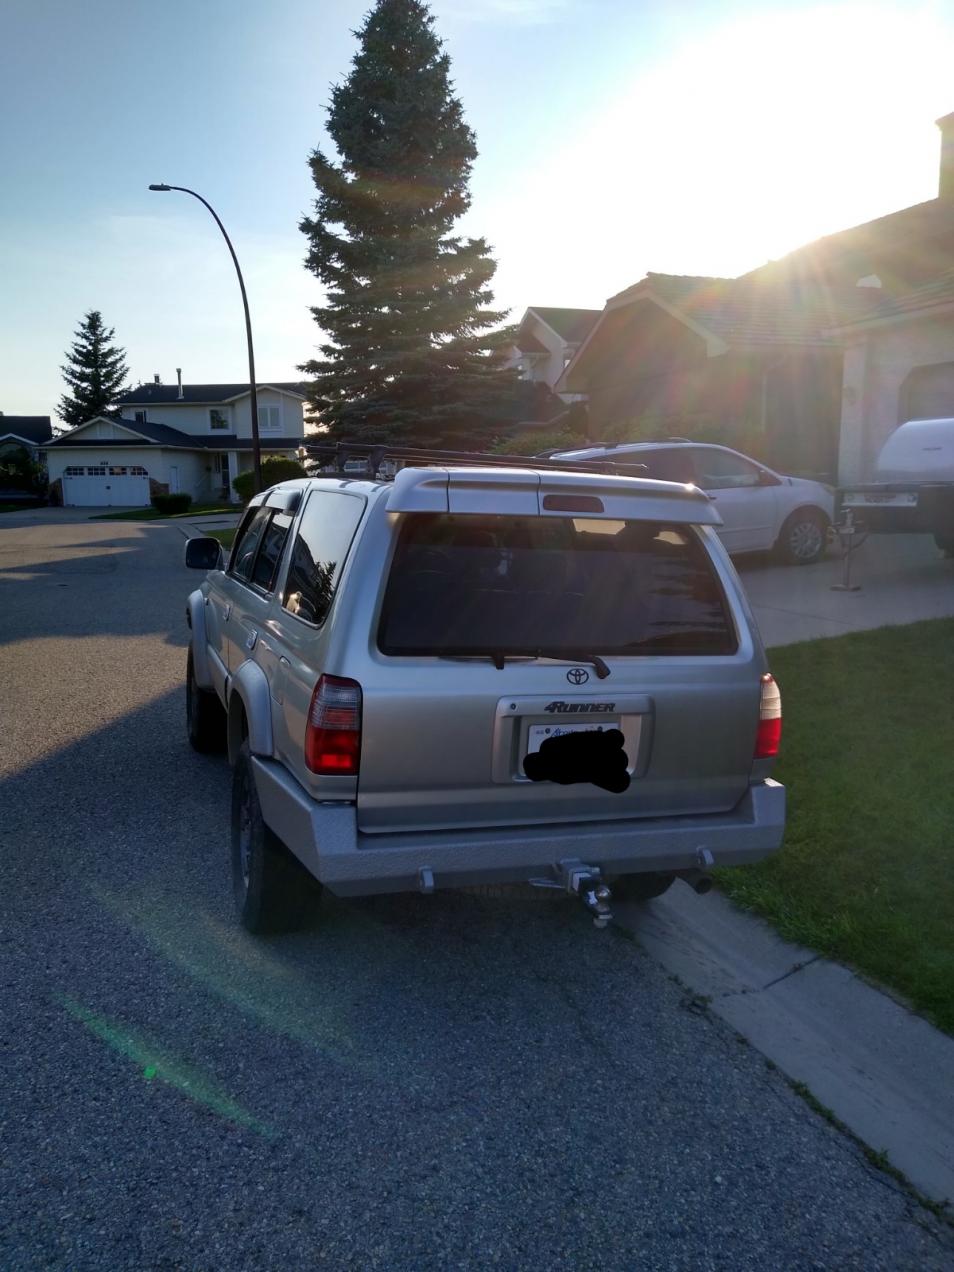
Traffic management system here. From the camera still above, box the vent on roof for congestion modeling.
[154,374,160,385]
[176,367,183,400]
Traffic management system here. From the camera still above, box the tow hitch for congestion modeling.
[529,860,614,929]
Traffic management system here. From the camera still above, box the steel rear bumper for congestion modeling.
[251,756,785,897]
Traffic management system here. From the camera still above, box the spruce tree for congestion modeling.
[299,0,515,448]
[58,310,130,430]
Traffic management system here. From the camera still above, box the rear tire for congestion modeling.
[231,742,322,934]
[187,647,226,753]
[776,509,829,565]
[610,871,675,902]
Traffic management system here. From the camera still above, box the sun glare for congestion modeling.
[490,3,954,307]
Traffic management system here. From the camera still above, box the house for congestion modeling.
[43,379,306,507]
[0,414,53,462]
[507,307,601,401]
[559,111,954,483]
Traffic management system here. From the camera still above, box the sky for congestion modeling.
[3,0,954,417]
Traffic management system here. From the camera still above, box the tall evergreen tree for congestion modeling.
[58,310,130,430]
[300,0,515,447]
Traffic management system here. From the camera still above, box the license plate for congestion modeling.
[842,492,918,507]
[527,720,620,752]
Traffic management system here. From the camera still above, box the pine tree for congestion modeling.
[58,310,130,430]
[299,0,515,448]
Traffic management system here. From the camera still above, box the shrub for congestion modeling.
[491,429,578,457]
[232,457,307,504]
[151,492,193,514]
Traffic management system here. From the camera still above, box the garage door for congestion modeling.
[62,464,151,507]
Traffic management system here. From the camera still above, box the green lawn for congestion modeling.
[89,502,237,522]
[207,528,237,549]
[718,618,954,1035]
[0,501,39,513]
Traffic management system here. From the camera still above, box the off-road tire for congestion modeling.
[187,646,226,753]
[231,742,322,934]
[776,509,829,565]
[610,871,676,902]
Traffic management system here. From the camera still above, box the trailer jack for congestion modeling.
[529,861,614,929]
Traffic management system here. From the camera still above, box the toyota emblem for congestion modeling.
[567,667,589,685]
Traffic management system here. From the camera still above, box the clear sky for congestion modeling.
[3,0,954,417]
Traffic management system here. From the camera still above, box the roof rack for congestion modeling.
[296,441,649,480]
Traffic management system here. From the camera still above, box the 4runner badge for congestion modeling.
[567,667,589,685]
[544,701,617,714]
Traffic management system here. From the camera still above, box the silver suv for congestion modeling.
[185,454,785,933]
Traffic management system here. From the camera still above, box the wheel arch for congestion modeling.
[186,590,214,689]
[227,660,274,764]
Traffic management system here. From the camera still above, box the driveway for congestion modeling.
[737,533,954,647]
[1,511,951,1270]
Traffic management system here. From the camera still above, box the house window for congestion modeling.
[130,466,148,476]
[134,410,147,423]
[209,408,229,430]
[65,466,85,477]
[258,406,280,433]
[87,465,106,476]
[109,466,128,476]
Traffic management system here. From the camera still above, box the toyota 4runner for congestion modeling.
[184,450,784,933]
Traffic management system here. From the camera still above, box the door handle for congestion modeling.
[245,628,258,651]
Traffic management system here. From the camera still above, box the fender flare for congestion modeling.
[227,658,274,764]
[186,590,214,689]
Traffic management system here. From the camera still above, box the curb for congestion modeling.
[614,886,954,1207]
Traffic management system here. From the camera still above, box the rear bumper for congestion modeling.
[251,757,786,897]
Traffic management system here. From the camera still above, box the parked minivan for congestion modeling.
[184,456,785,933]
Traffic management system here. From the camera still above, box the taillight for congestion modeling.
[305,675,362,775]
[755,673,782,758]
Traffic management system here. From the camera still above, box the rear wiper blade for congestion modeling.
[532,650,611,679]
[440,651,610,677]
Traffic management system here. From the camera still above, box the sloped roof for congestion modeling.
[0,416,53,444]
[516,331,549,355]
[626,271,885,348]
[45,416,302,452]
[742,198,950,288]
[116,382,306,405]
[825,267,954,330]
[530,307,601,344]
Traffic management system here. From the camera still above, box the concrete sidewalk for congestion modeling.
[737,533,954,647]
[615,887,954,1207]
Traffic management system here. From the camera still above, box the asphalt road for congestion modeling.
[1,509,952,1271]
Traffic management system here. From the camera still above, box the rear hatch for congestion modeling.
[356,468,761,834]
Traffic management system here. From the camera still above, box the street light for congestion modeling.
[148,183,262,492]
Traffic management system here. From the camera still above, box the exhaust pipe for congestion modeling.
[678,869,713,895]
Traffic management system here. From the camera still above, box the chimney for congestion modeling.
[153,373,160,385]
[937,113,954,199]
[176,367,183,400]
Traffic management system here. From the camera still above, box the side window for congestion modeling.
[638,448,697,484]
[230,506,271,582]
[691,448,761,489]
[250,512,292,592]
[283,491,365,625]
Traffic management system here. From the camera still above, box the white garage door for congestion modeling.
[62,464,151,507]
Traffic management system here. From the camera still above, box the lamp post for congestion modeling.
[148,184,262,493]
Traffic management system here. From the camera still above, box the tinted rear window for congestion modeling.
[378,514,737,656]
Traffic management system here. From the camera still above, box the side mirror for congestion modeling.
[184,536,224,570]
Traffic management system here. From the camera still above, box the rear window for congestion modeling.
[378,514,737,657]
